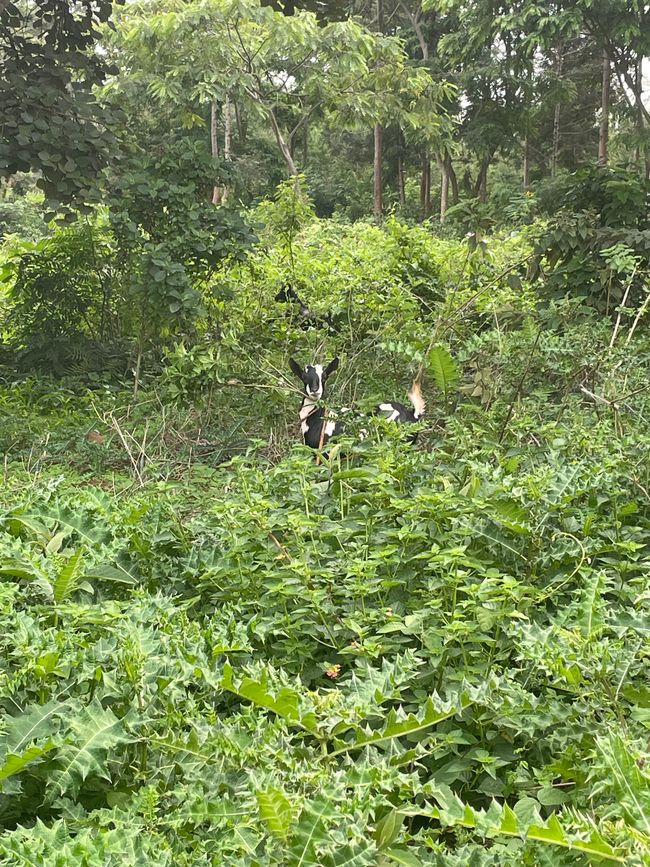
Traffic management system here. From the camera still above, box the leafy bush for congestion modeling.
[0,223,122,373]
[530,166,650,311]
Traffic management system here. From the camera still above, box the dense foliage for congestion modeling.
[1,214,650,864]
[1,0,649,862]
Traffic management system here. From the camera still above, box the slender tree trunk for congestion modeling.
[222,95,233,203]
[447,154,459,205]
[551,43,564,177]
[523,130,530,189]
[268,107,299,176]
[224,96,232,161]
[303,119,309,165]
[397,150,406,208]
[634,52,650,180]
[373,0,383,218]
[420,151,431,219]
[551,104,561,177]
[211,98,222,205]
[474,159,489,202]
[440,162,449,221]
[598,48,610,167]
[436,151,449,221]
[234,99,246,145]
[374,123,383,217]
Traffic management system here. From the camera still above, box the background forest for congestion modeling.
[1,0,650,864]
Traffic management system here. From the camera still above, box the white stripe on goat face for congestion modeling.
[305,364,324,399]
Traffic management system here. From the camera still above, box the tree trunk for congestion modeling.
[222,95,233,202]
[634,53,650,179]
[420,152,431,219]
[436,151,449,221]
[551,43,564,177]
[474,159,489,202]
[447,153,459,205]
[234,99,246,145]
[397,150,406,208]
[268,107,299,177]
[598,48,610,166]
[523,131,530,189]
[551,104,561,177]
[224,96,233,161]
[374,123,383,217]
[211,99,222,205]
[374,0,384,218]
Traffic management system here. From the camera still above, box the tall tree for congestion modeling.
[105,0,444,188]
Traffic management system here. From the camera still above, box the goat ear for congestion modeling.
[325,357,339,376]
[289,358,304,380]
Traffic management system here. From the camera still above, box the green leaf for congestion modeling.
[595,734,650,835]
[423,788,625,862]
[0,741,54,782]
[382,847,424,867]
[330,692,473,757]
[287,794,330,867]
[375,809,403,849]
[46,699,133,800]
[83,564,137,585]
[427,346,458,399]
[0,699,71,756]
[221,663,318,733]
[256,787,294,842]
[53,547,85,604]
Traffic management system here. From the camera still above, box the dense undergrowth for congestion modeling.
[1,212,650,865]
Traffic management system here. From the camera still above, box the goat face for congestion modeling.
[289,357,339,400]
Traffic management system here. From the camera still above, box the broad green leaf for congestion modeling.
[221,663,318,733]
[0,698,72,756]
[288,794,330,867]
[427,346,458,399]
[375,809,403,850]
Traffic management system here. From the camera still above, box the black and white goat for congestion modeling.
[289,357,426,449]
[275,284,336,333]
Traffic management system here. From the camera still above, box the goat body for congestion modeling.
[275,284,336,333]
[289,357,425,449]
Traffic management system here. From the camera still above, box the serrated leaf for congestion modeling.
[46,699,133,800]
[427,346,458,399]
[0,699,71,756]
[596,733,650,835]
[425,791,625,862]
[221,663,318,733]
[256,787,294,841]
[287,794,330,867]
[330,693,472,756]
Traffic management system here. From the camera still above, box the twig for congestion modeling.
[497,328,542,444]
[609,273,635,348]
